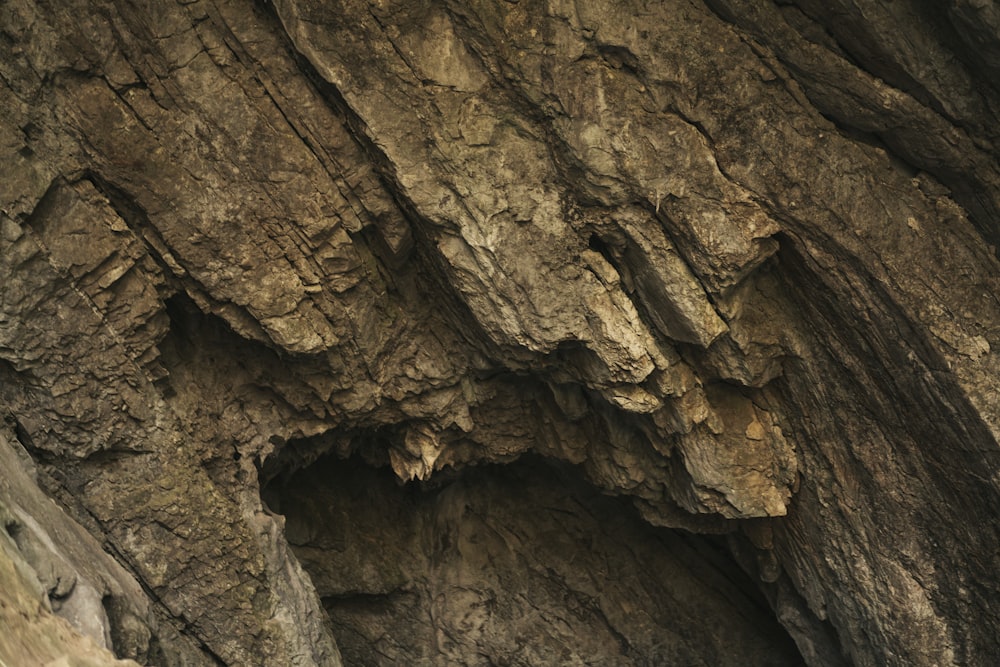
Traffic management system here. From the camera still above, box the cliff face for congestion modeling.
[2,0,1000,665]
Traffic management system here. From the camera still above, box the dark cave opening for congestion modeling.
[262,452,804,666]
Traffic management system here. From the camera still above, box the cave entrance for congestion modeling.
[262,453,802,666]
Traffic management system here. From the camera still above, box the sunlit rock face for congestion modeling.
[2,0,1000,665]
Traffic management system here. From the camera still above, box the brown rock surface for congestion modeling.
[2,0,999,665]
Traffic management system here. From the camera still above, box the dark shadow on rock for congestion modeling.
[263,453,804,666]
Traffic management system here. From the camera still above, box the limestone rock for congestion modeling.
[2,0,1000,665]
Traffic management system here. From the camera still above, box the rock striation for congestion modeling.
[2,0,1000,665]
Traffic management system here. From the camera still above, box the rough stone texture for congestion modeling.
[1,0,1000,665]
[265,455,802,666]
[0,430,167,667]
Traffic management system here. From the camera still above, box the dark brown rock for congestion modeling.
[2,0,999,665]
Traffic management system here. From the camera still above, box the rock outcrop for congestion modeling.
[2,0,1000,665]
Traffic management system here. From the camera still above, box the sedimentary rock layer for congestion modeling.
[2,0,1000,665]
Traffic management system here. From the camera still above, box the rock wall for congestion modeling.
[2,0,1000,665]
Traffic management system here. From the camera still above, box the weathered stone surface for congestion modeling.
[1,0,1000,665]
[0,430,204,667]
[265,455,802,666]
[0,533,139,667]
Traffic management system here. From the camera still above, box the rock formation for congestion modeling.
[2,0,1000,665]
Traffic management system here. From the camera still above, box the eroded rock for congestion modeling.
[2,0,1000,665]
